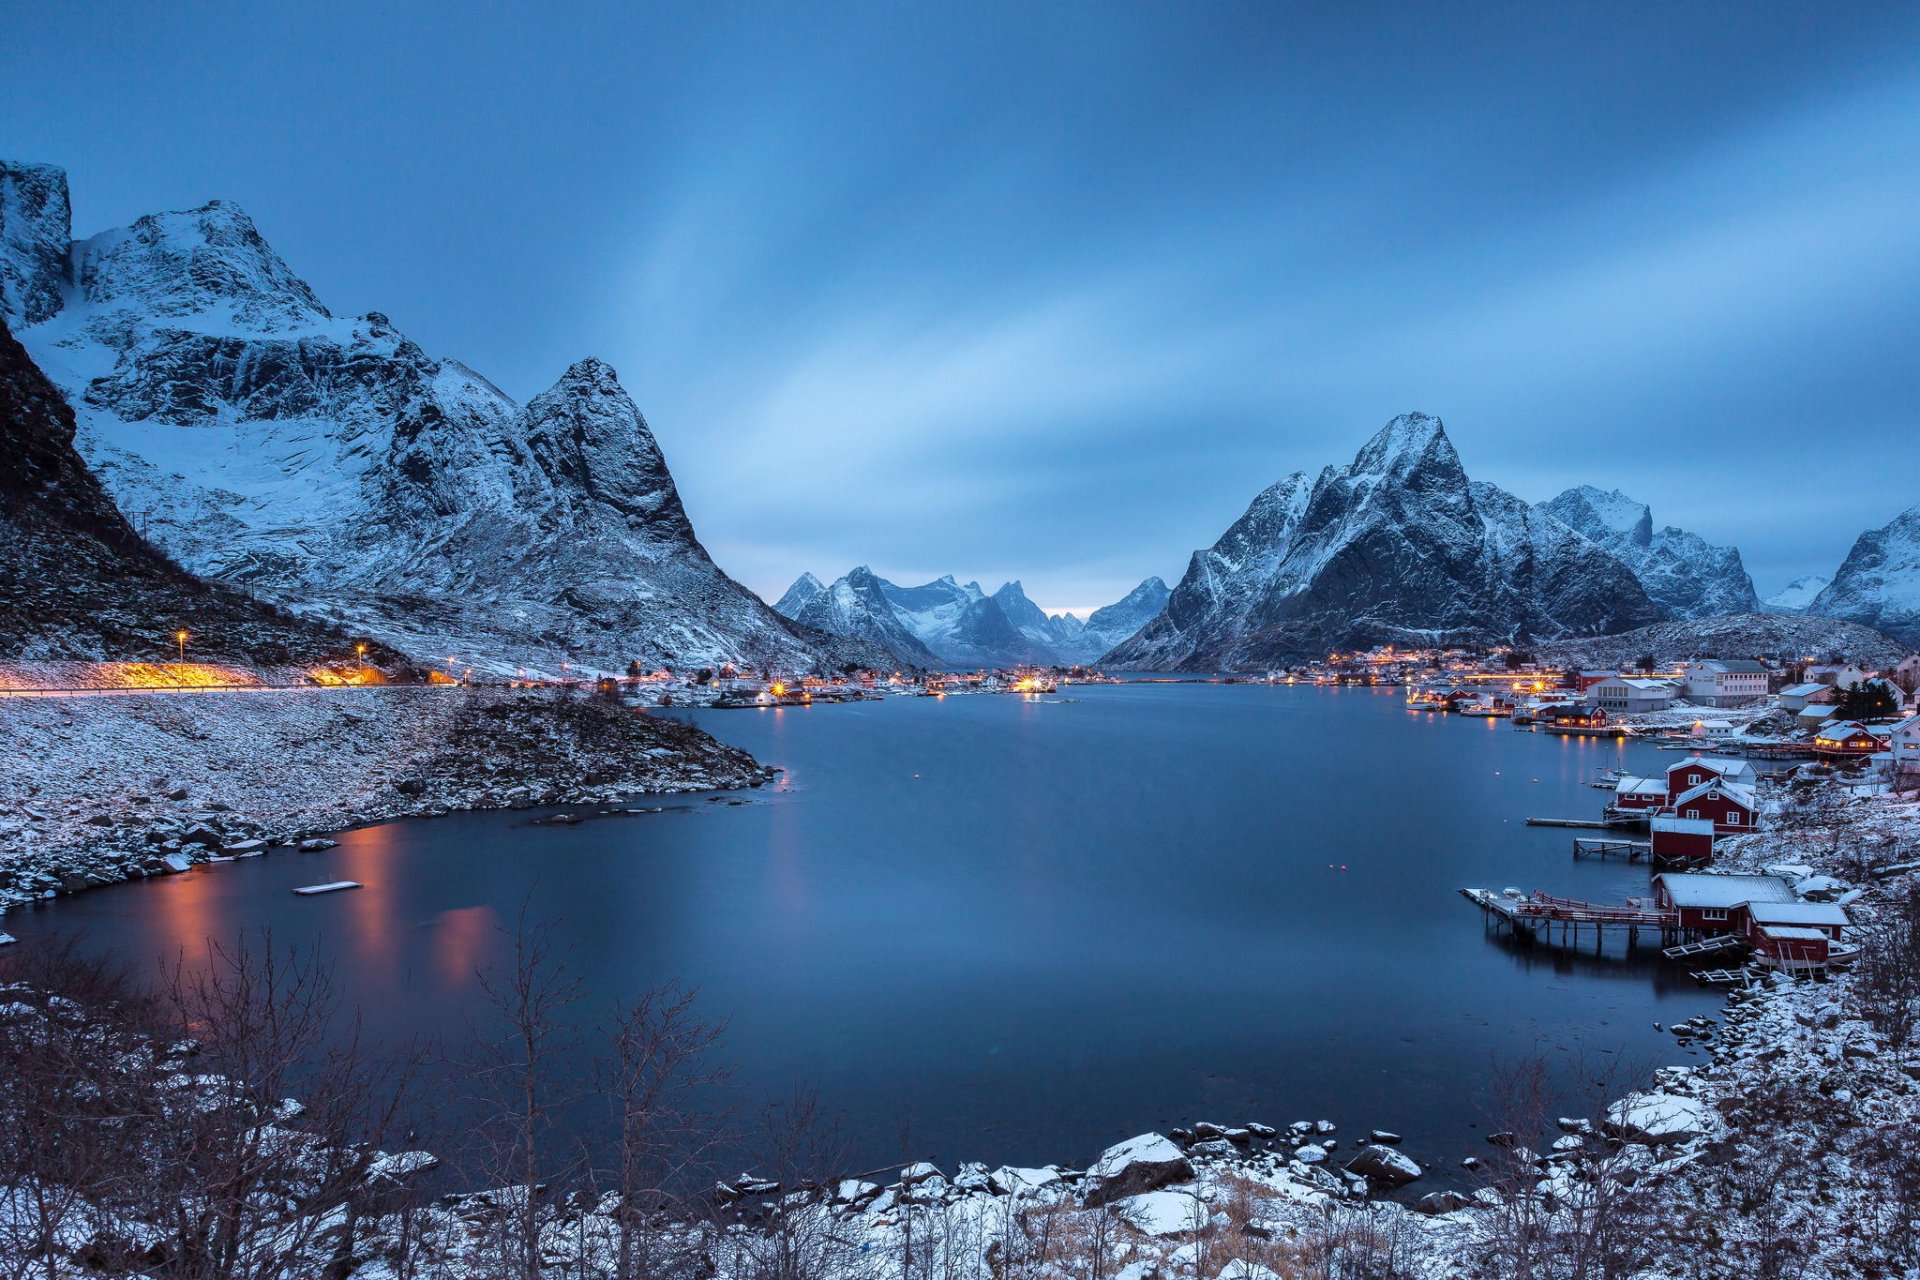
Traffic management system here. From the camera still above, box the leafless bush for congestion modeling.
[1854,881,1920,1049]
[729,1088,871,1280]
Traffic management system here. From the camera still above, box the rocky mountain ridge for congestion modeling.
[0,158,876,676]
[1536,485,1758,619]
[1810,504,1920,648]
[774,570,1168,669]
[1103,414,1666,669]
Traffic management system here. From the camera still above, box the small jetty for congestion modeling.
[1572,836,1651,861]
[1663,934,1745,960]
[1461,887,1679,949]
[292,881,361,896]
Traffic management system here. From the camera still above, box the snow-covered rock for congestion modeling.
[1343,1144,1422,1186]
[1104,414,1664,669]
[1604,1091,1709,1144]
[1538,485,1758,619]
[1082,1133,1194,1207]
[1112,1188,1206,1237]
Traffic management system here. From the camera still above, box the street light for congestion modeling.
[174,629,188,662]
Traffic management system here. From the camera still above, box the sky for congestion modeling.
[5,2,1919,615]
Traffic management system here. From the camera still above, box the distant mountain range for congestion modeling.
[773,570,1169,670]
[1,157,1912,675]
[0,159,884,676]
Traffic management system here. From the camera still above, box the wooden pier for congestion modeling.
[1461,888,1680,951]
[1572,836,1651,861]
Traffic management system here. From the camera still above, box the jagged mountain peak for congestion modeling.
[520,357,685,531]
[1545,485,1655,547]
[1105,415,1662,669]
[1538,484,1755,619]
[772,572,826,618]
[1347,412,1459,481]
[71,196,331,331]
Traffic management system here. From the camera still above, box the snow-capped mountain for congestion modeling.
[0,159,869,675]
[784,567,939,669]
[774,570,1167,668]
[1761,575,1830,615]
[774,572,826,618]
[0,313,405,669]
[1536,485,1758,619]
[1080,576,1169,655]
[1104,414,1664,670]
[1810,505,1920,648]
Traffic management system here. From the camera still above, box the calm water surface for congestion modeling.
[11,684,1722,1176]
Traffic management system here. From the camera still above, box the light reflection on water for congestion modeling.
[12,684,1723,1178]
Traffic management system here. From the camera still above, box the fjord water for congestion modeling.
[14,684,1720,1175]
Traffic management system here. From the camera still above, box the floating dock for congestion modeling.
[292,881,361,896]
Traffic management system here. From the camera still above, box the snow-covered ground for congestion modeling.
[0,685,767,913]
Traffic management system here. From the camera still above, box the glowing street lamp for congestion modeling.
[174,629,189,662]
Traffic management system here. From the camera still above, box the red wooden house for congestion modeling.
[1742,902,1849,969]
[1649,814,1715,864]
[1666,779,1759,834]
[1663,756,1757,803]
[1612,776,1669,811]
[1812,720,1888,758]
[1651,873,1797,935]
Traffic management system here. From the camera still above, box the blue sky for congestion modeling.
[6,3,1918,613]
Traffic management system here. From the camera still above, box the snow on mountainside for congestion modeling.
[774,572,826,618]
[0,159,869,675]
[0,313,407,671]
[1081,576,1169,655]
[775,570,1169,668]
[1103,414,1664,670]
[1810,504,1920,648]
[785,567,938,668]
[1537,485,1758,619]
[1762,574,1830,614]
[1533,613,1909,670]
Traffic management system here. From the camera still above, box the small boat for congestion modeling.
[292,881,361,896]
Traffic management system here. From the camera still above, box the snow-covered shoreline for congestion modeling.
[0,685,769,914]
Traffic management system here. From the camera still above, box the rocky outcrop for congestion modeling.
[1531,613,1910,670]
[1105,414,1664,669]
[0,158,864,676]
[1538,486,1758,619]
[1810,505,1920,648]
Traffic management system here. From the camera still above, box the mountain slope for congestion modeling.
[774,572,826,618]
[786,567,938,668]
[1078,577,1170,658]
[0,158,860,676]
[1810,506,1920,648]
[1538,485,1758,618]
[1762,575,1830,615]
[1533,613,1909,671]
[0,314,407,670]
[1104,414,1664,669]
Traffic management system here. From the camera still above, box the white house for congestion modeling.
[1891,714,1920,782]
[1684,659,1770,708]
[1776,682,1832,713]
[1796,704,1839,731]
[1587,676,1679,714]
[1806,663,1867,690]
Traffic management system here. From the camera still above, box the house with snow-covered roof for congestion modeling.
[1890,714,1920,783]
[1666,778,1758,834]
[1776,682,1833,713]
[1652,872,1796,934]
[1813,720,1888,758]
[1587,676,1678,714]
[1664,756,1755,802]
[1683,659,1769,708]
[1649,814,1715,864]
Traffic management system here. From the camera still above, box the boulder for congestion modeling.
[1345,1144,1423,1187]
[1082,1134,1193,1208]
[1414,1190,1475,1215]
[1369,1130,1402,1145]
[1112,1189,1206,1237]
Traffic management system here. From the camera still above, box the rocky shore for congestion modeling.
[0,686,768,914]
